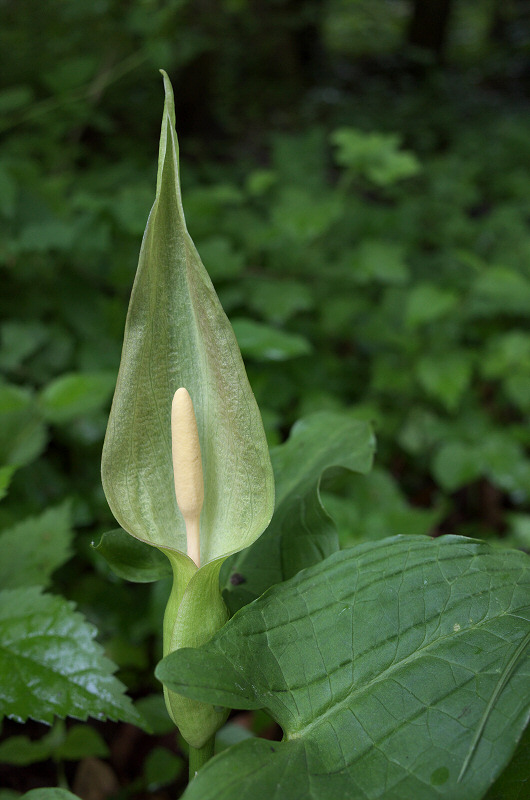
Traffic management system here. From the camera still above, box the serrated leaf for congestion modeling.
[0,503,73,589]
[93,528,171,582]
[222,411,375,613]
[101,72,273,566]
[158,536,530,800]
[0,587,144,727]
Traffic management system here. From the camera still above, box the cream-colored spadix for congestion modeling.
[171,388,204,567]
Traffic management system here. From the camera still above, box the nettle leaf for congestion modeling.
[0,502,72,589]
[93,528,171,582]
[0,587,144,727]
[101,71,273,568]
[158,536,530,800]
[222,411,374,614]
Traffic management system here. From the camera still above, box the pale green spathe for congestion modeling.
[101,72,274,567]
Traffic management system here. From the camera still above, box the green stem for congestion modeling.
[188,736,215,781]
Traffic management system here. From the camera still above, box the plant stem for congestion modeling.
[188,736,215,781]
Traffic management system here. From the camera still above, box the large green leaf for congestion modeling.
[101,72,273,566]
[483,725,530,800]
[157,536,530,800]
[0,503,72,589]
[0,587,144,727]
[222,411,375,613]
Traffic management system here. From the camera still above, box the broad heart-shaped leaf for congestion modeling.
[0,587,144,727]
[101,71,273,566]
[0,503,72,589]
[157,536,530,800]
[222,411,375,613]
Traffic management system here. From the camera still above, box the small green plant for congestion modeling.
[99,73,529,797]
[1,71,528,800]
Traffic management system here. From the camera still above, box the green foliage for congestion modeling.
[158,536,530,799]
[2,0,530,795]
[0,503,72,589]
[223,410,375,613]
[0,587,143,726]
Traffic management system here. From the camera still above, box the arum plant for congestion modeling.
[101,71,274,773]
[101,72,530,799]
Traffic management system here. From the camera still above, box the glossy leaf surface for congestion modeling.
[158,536,530,800]
[0,587,144,727]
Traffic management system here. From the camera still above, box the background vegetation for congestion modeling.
[1,0,530,796]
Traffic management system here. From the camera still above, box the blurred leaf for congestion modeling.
[93,528,172,583]
[405,283,459,328]
[19,792,80,800]
[0,722,108,765]
[432,442,485,492]
[55,725,109,760]
[469,267,530,317]
[112,183,154,235]
[416,352,473,412]
[0,383,47,467]
[0,321,49,372]
[143,747,184,790]
[322,467,442,544]
[0,502,73,589]
[0,587,145,727]
[196,236,245,281]
[482,331,530,379]
[135,694,174,735]
[39,372,116,424]
[352,240,409,285]
[271,187,342,242]
[246,279,313,323]
[331,128,421,185]
[0,86,33,114]
[0,465,15,501]
[231,317,311,361]
[0,723,64,765]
